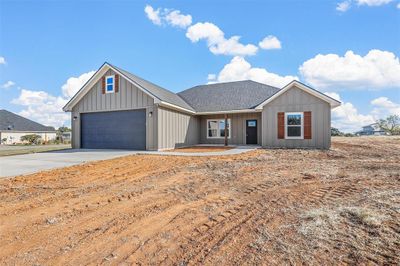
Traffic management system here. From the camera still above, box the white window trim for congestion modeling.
[105,75,115,93]
[285,112,303,139]
[206,119,231,139]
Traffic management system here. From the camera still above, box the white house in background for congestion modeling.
[0,109,57,144]
[356,123,387,136]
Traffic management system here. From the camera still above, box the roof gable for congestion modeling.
[63,63,194,113]
[255,80,341,109]
[0,110,55,132]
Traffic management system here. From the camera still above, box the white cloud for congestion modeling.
[259,35,282,50]
[299,49,400,90]
[165,10,192,28]
[145,5,286,56]
[1,81,15,89]
[336,0,394,12]
[11,70,94,127]
[324,92,400,132]
[186,22,258,56]
[61,71,95,99]
[325,92,375,132]
[370,97,400,117]
[324,92,341,101]
[144,5,162,25]
[337,1,351,11]
[356,0,393,6]
[207,73,216,81]
[208,56,298,87]
[11,89,69,128]
[144,5,192,28]
[397,2,400,8]
[0,56,6,65]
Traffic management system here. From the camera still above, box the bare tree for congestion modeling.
[377,115,400,135]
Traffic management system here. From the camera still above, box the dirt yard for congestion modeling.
[0,137,399,265]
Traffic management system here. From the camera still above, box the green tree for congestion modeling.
[56,126,71,142]
[20,134,41,144]
[57,126,71,133]
[331,127,344,136]
[377,115,400,135]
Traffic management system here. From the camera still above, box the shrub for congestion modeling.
[20,134,41,144]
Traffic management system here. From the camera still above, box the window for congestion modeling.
[247,121,256,127]
[105,75,114,93]
[207,119,231,138]
[285,112,303,139]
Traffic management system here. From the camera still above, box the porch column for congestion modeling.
[224,114,228,146]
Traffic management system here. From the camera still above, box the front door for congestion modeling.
[246,120,258,144]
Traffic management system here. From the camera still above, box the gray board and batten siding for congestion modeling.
[71,69,157,150]
[262,85,331,149]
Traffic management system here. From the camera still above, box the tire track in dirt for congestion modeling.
[158,180,291,265]
[307,185,360,205]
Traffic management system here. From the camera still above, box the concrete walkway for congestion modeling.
[0,146,259,178]
[139,145,259,157]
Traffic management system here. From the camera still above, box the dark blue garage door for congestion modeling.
[81,109,146,150]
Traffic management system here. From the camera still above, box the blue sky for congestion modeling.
[0,0,399,132]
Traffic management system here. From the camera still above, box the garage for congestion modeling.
[80,109,146,150]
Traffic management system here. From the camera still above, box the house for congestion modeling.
[63,63,341,150]
[356,123,387,136]
[0,109,56,144]
[60,131,72,142]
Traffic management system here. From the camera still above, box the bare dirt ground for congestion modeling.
[0,136,399,265]
[167,146,234,153]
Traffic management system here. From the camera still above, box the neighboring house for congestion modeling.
[0,109,56,144]
[63,63,341,150]
[356,123,387,136]
[60,131,72,142]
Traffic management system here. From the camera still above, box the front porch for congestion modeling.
[198,112,262,146]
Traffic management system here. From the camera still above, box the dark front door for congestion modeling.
[81,109,146,150]
[246,120,258,144]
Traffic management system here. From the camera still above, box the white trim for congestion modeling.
[255,80,341,110]
[196,109,261,115]
[284,112,303,139]
[158,101,196,114]
[105,75,115,93]
[206,119,231,139]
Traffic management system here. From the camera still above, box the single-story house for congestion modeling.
[0,109,56,144]
[60,131,72,142]
[356,123,387,136]
[63,63,340,150]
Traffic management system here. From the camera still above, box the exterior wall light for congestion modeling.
[148,111,153,117]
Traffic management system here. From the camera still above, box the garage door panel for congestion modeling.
[81,110,146,150]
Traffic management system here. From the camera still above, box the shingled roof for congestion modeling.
[178,80,280,112]
[110,64,195,112]
[0,110,55,132]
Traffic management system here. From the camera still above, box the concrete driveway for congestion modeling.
[0,149,138,178]
[0,146,259,178]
